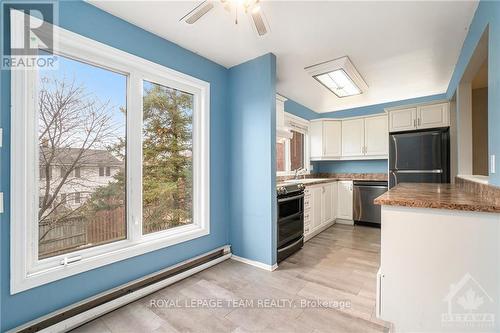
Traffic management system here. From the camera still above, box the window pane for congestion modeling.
[37,54,127,259]
[290,130,304,170]
[142,81,193,234]
[276,141,285,172]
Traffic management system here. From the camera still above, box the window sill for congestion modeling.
[12,224,209,294]
[277,171,311,177]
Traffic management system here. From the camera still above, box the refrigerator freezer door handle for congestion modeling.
[391,136,399,170]
[394,169,443,174]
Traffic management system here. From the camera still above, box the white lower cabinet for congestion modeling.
[330,182,338,221]
[337,181,353,221]
[304,181,349,240]
[321,184,333,223]
[310,186,322,230]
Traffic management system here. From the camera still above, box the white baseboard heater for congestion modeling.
[11,245,231,333]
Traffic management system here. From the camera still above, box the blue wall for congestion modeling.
[319,93,447,119]
[228,54,277,266]
[312,160,388,174]
[446,0,500,186]
[0,1,230,330]
[284,98,317,120]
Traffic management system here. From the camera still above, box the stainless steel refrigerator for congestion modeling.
[389,128,450,188]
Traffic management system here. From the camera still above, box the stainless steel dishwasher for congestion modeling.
[353,180,388,227]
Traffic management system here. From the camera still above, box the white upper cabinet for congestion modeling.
[388,102,449,132]
[323,121,342,158]
[311,115,388,160]
[365,115,389,156]
[309,121,323,159]
[341,119,365,157]
[389,107,417,132]
[341,115,388,158]
[310,120,341,159]
[417,103,449,129]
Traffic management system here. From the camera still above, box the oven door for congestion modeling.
[277,193,304,248]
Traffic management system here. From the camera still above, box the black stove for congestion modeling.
[276,182,305,263]
[276,183,305,197]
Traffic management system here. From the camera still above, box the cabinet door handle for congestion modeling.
[413,119,417,127]
[418,118,421,126]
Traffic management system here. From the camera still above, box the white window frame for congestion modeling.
[10,10,210,294]
[276,113,310,176]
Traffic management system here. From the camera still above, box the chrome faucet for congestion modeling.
[293,167,304,180]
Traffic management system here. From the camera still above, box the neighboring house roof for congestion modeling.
[40,147,124,167]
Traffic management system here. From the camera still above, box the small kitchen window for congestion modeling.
[276,141,286,172]
[276,113,309,176]
[290,130,305,171]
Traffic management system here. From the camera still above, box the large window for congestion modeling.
[276,114,309,176]
[11,10,210,293]
[37,54,127,259]
[142,81,194,235]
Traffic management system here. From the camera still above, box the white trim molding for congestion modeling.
[230,255,278,271]
[10,10,211,293]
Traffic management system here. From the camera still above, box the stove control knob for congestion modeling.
[277,186,287,195]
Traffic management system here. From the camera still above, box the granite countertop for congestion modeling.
[276,173,387,187]
[374,183,500,213]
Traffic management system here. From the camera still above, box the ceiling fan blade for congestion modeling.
[180,1,214,24]
[251,9,268,36]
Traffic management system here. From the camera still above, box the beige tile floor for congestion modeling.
[72,225,390,333]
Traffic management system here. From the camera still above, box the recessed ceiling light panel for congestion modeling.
[305,56,368,98]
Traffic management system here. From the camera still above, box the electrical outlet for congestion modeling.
[491,155,496,174]
[0,193,3,213]
[310,164,314,171]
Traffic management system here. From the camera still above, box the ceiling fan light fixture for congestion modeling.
[181,1,215,24]
[305,56,367,98]
[251,8,267,36]
[180,0,268,36]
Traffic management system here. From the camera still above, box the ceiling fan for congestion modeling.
[180,0,269,36]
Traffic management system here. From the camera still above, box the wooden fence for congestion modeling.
[39,207,126,259]
[38,206,192,259]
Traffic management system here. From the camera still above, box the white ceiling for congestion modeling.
[89,1,478,113]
